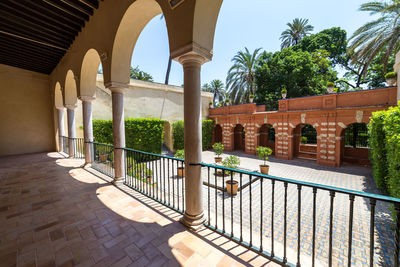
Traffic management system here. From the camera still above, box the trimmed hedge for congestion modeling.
[93,118,166,154]
[383,105,400,198]
[369,104,400,199]
[368,111,388,192]
[172,120,215,151]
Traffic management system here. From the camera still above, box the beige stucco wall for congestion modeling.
[0,64,55,157]
[74,75,213,150]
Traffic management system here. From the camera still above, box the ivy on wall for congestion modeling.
[172,120,215,151]
[93,118,166,154]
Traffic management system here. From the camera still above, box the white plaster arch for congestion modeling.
[64,70,78,106]
[80,48,102,98]
[110,0,163,86]
[54,82,64,109]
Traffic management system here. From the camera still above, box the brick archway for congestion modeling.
[258,124,275,154]
[233,124,245,151]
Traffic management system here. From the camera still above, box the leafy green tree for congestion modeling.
[280,18,314,49]
[348,0,400,73]
[226,47,261,104]
[130,66,153,81]
[202,79,225,107]
[294,27,347,66]
[255,48,337,110]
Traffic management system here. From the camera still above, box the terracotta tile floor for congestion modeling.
[0,152,280,267]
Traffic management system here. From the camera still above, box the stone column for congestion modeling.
[79,96,95,165]
[394,51,400,101]
[57,108,65,152]
[178,53,208,229]
[66,104,77,157]
[107,85,126,184]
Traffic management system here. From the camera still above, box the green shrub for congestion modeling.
[172,120,215,151]
[93,118,166,154]
[385,72,397,80]
[174,149,185,159]
[212,142,224,157]
[281,87,287,94]
[368,110,389,192]
[301,136,308,144]
[202,120,215,150]
[383,105,400,198]
[172,121,184,150]
[256,146,272,165]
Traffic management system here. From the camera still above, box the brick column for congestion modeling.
[56,108,64,152]
[222,123,234,151]
[244,123,256,154]
[79,96,95,165]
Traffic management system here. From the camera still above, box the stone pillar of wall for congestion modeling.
[317,114,338,167]
[244,122,256,155]
[222,123,234,151]
[394,51,400,101]
[275,118,291,160]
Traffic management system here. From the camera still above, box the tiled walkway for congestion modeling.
[0,152,280,267]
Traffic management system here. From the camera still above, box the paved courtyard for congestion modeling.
[200,151,396,266]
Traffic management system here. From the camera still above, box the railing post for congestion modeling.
[105,83,127,185]
[177,52,209,229]
[65,104,76,158]
[79,96,95,165]
[56,108,64,152]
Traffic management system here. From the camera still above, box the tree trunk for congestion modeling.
[165,56,172,85]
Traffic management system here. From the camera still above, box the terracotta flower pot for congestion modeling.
[215,157,222,163]
[282,93,287,99]
[177,167,185,178]
[260,165,269,175]
[99,154,107,163]
[226,180,238,195]
[327,87,334,93]
[249,97,254,103]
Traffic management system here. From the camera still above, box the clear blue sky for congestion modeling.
[131,0,373,87]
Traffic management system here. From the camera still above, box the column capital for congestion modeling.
[79,95,96,102]
[65,104,77,110]
[104,81,129,93]
[55,107,64,110]
[176,51,210,67]
[172,42,212,64]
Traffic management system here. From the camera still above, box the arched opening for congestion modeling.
[293,124,317,160]
[213,124,222,144]
[258,124,275,154]
[234,124,245,151]
[342,123,370,165]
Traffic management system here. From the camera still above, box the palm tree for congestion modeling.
[280,18,314,49]
[205,80,225,107]
[226,47,261,104]
[348,0,400,73]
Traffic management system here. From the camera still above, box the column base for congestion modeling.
[83,162,92,168]
[179,211,206,231]
[112,177,125,186]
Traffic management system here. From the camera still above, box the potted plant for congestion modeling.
[326,82,335,93]
[174,150,185,177]
[385,72,397,86]
[225,99,230,106]
[249,94,255,103]
[256,146,272,174]
[145,169,153,184]
[209,101,213,108]
[222,155,240,195]
[212,142,224,163]
[98,148,108,163]
[281,87,287,99]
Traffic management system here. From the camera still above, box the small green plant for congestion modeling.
[212,142,224,157]
[385,72,397,80]
[281,87,287,94]
[249,94,255,98]
[301,136,308,144]
[256,146,272,165]
[174,149,185,160]
[225,99,230,102]
[222,155,240,170]
[326,82,334,87]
